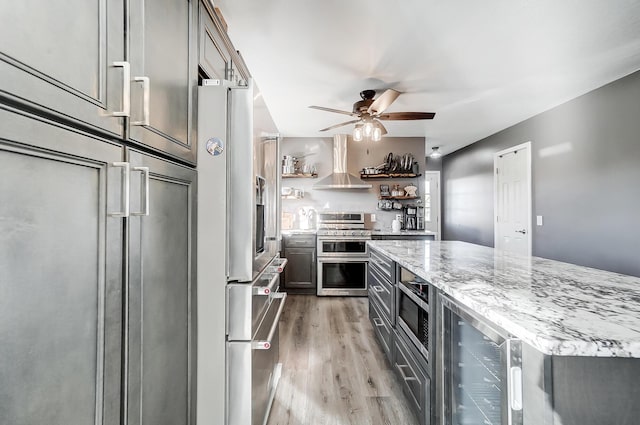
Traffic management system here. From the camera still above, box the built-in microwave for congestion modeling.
[396,267,433,363]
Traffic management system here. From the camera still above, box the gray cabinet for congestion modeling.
[282,234,316,294]
[0,0,126,138]
[198,2,251,84]
[128,0,198,163]
[0,105,125,425]
[126,149,197,425]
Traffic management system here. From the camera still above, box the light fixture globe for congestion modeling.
[430,146,442,158]
[353,125,363,141]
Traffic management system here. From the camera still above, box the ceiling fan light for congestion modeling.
[372,127,382,141]
[353,126,363,141]
[363,122,373,137]
[430,147,442,159]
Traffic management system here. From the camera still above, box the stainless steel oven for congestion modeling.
[317,235,369,257]
[316,212,370,296]
[317,257,368,296]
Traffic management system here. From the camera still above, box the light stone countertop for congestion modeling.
[368,240,640,357]
[371,229,437,236]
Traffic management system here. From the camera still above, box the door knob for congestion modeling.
[515,229,527,234]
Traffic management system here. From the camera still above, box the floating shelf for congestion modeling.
[379,196,418,200]
[360,173,421,179]
[282,173,317,178]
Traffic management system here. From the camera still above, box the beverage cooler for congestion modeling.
[440,295,523,425]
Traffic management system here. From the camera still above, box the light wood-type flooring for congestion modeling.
[267,295,419,425]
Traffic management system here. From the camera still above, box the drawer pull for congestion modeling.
[396,364,418,382]
[373,285,385,293]
[373,317,385,328]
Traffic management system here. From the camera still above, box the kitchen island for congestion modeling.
[367,239,640,425]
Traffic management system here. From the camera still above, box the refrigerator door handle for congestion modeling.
[253,273,279,296]
[252,293,287,350]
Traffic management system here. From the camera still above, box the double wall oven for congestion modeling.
[316,212,370,296]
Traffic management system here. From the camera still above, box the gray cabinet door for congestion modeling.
[0,0,126,138]
[126,149,197,425]
[129,0,198,164]
[283,247,317,291]
[199,1,231,80]
[0,105,124,425]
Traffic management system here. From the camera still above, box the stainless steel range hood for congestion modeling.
[313,134,372,190]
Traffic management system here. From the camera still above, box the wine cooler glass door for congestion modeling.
[441,296,522,425]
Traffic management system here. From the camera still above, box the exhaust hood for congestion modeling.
[313,134,372,190]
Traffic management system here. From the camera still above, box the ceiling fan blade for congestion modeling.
[309,105,357,116]
[319,119,361,132]
[374,120,388,135]
[367,89,400,115]
[378,112,436,120]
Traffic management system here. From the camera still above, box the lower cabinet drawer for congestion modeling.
[368,296,393,364]
[368,263,393,321]
[394,333,430,425]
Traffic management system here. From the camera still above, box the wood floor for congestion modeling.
[267,295,419,425]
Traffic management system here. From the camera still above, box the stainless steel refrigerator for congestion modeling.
[197,79,286,425]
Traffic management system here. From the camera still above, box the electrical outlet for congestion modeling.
[371,214,376,222]
[536,215,543,226]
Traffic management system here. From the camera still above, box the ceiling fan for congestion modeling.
[309,89,435,140]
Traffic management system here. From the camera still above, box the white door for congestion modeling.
[424,171,441,239]
[494,142,531,256]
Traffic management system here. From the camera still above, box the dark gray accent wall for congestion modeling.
[442,70,640,277]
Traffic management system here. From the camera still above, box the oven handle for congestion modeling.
[252,293,287,350]
[398,282,430,311]
[253,273,279,296]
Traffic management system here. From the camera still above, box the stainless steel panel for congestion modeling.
[227,268,279,341]
[0,107,123,425]
[128,0,197,163]
[127,149,197,425]
[228,295,286,425]
[0,0,125,137]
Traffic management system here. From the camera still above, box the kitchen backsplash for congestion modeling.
[281,135,426,231]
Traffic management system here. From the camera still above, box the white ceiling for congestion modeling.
[214,0,640,154]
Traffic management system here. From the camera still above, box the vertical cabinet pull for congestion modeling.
[131,166,150,216]
[110,162,130,217]
[132,76,150,126]
[111,61,130,117]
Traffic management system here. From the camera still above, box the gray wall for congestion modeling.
[281,136,425,230]
[442,70,640,277]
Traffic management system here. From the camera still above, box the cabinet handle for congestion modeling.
[395,364,418,382]
[131,166,150,216]
[132,76,150,126]
[373,318,384,328]
[110,162,130,217]
[373,285,385,293]
[112,61,130,117]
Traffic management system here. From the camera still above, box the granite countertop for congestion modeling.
[371,229,437,236]
[281,229,318,235]
[368,240,640,358]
